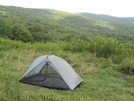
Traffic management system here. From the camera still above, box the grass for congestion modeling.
[0,38,134,101]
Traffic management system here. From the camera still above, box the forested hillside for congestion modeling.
[78,13,134,27]
[0,5,134,43]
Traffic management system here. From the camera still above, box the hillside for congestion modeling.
[0,5,134,43]
[77,13,134,27]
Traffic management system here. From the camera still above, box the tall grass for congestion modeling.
[1,36,134,100]
[61,36,134,58]
[1,36,134,58]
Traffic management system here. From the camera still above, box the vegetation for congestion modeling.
[1,5,134,43]
[1,37,134,101]
[77,13,134,27]
[0,5,134,101]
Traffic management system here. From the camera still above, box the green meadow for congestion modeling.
[0,37,134,101]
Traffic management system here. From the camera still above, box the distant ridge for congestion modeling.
[77,13,134,27]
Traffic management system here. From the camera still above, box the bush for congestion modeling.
[111,55,125,64]
[120,58,134,74]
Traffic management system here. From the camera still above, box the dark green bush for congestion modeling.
[120,58,134,74]
[111,55,125,64]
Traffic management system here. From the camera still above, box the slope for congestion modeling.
[77,13,134,27]
[0,5,134,43]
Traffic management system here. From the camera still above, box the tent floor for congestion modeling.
[19,75,70,90]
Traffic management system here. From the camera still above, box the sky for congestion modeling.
[0,0,134,17]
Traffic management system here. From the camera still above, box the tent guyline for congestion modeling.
[19,55,84,90]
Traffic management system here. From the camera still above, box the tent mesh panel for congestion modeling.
[20,63,70,90]
[40,64,61,78]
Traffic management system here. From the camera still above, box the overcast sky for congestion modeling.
[0,0,134,17]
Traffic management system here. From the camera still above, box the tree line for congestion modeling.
[0,18,53,43]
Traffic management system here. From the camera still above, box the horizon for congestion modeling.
[0,0,134,17]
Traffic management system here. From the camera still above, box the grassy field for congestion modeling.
[0,38,134,101]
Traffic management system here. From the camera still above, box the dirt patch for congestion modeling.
[119,76,127,81]
[119,75,133,81]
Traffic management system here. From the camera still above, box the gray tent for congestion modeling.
[19,55,84,90]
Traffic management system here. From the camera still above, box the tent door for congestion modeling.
[39,63,61,79]
[38,63,49,81]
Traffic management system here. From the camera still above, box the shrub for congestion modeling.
[120,58,134,74]
[111,55,125,64]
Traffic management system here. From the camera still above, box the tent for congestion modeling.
[19,55,84,90]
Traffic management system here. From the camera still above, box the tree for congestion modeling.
[32,32,44,42]
[0,18,13,38]
[32,23,49,42]
[79,35,90,41]
[32,32,52,42]
[32,23,44,32]
[12,24,34,42]
[26,26,33,33]
[43,33,52,42]
[62,34,74,42]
